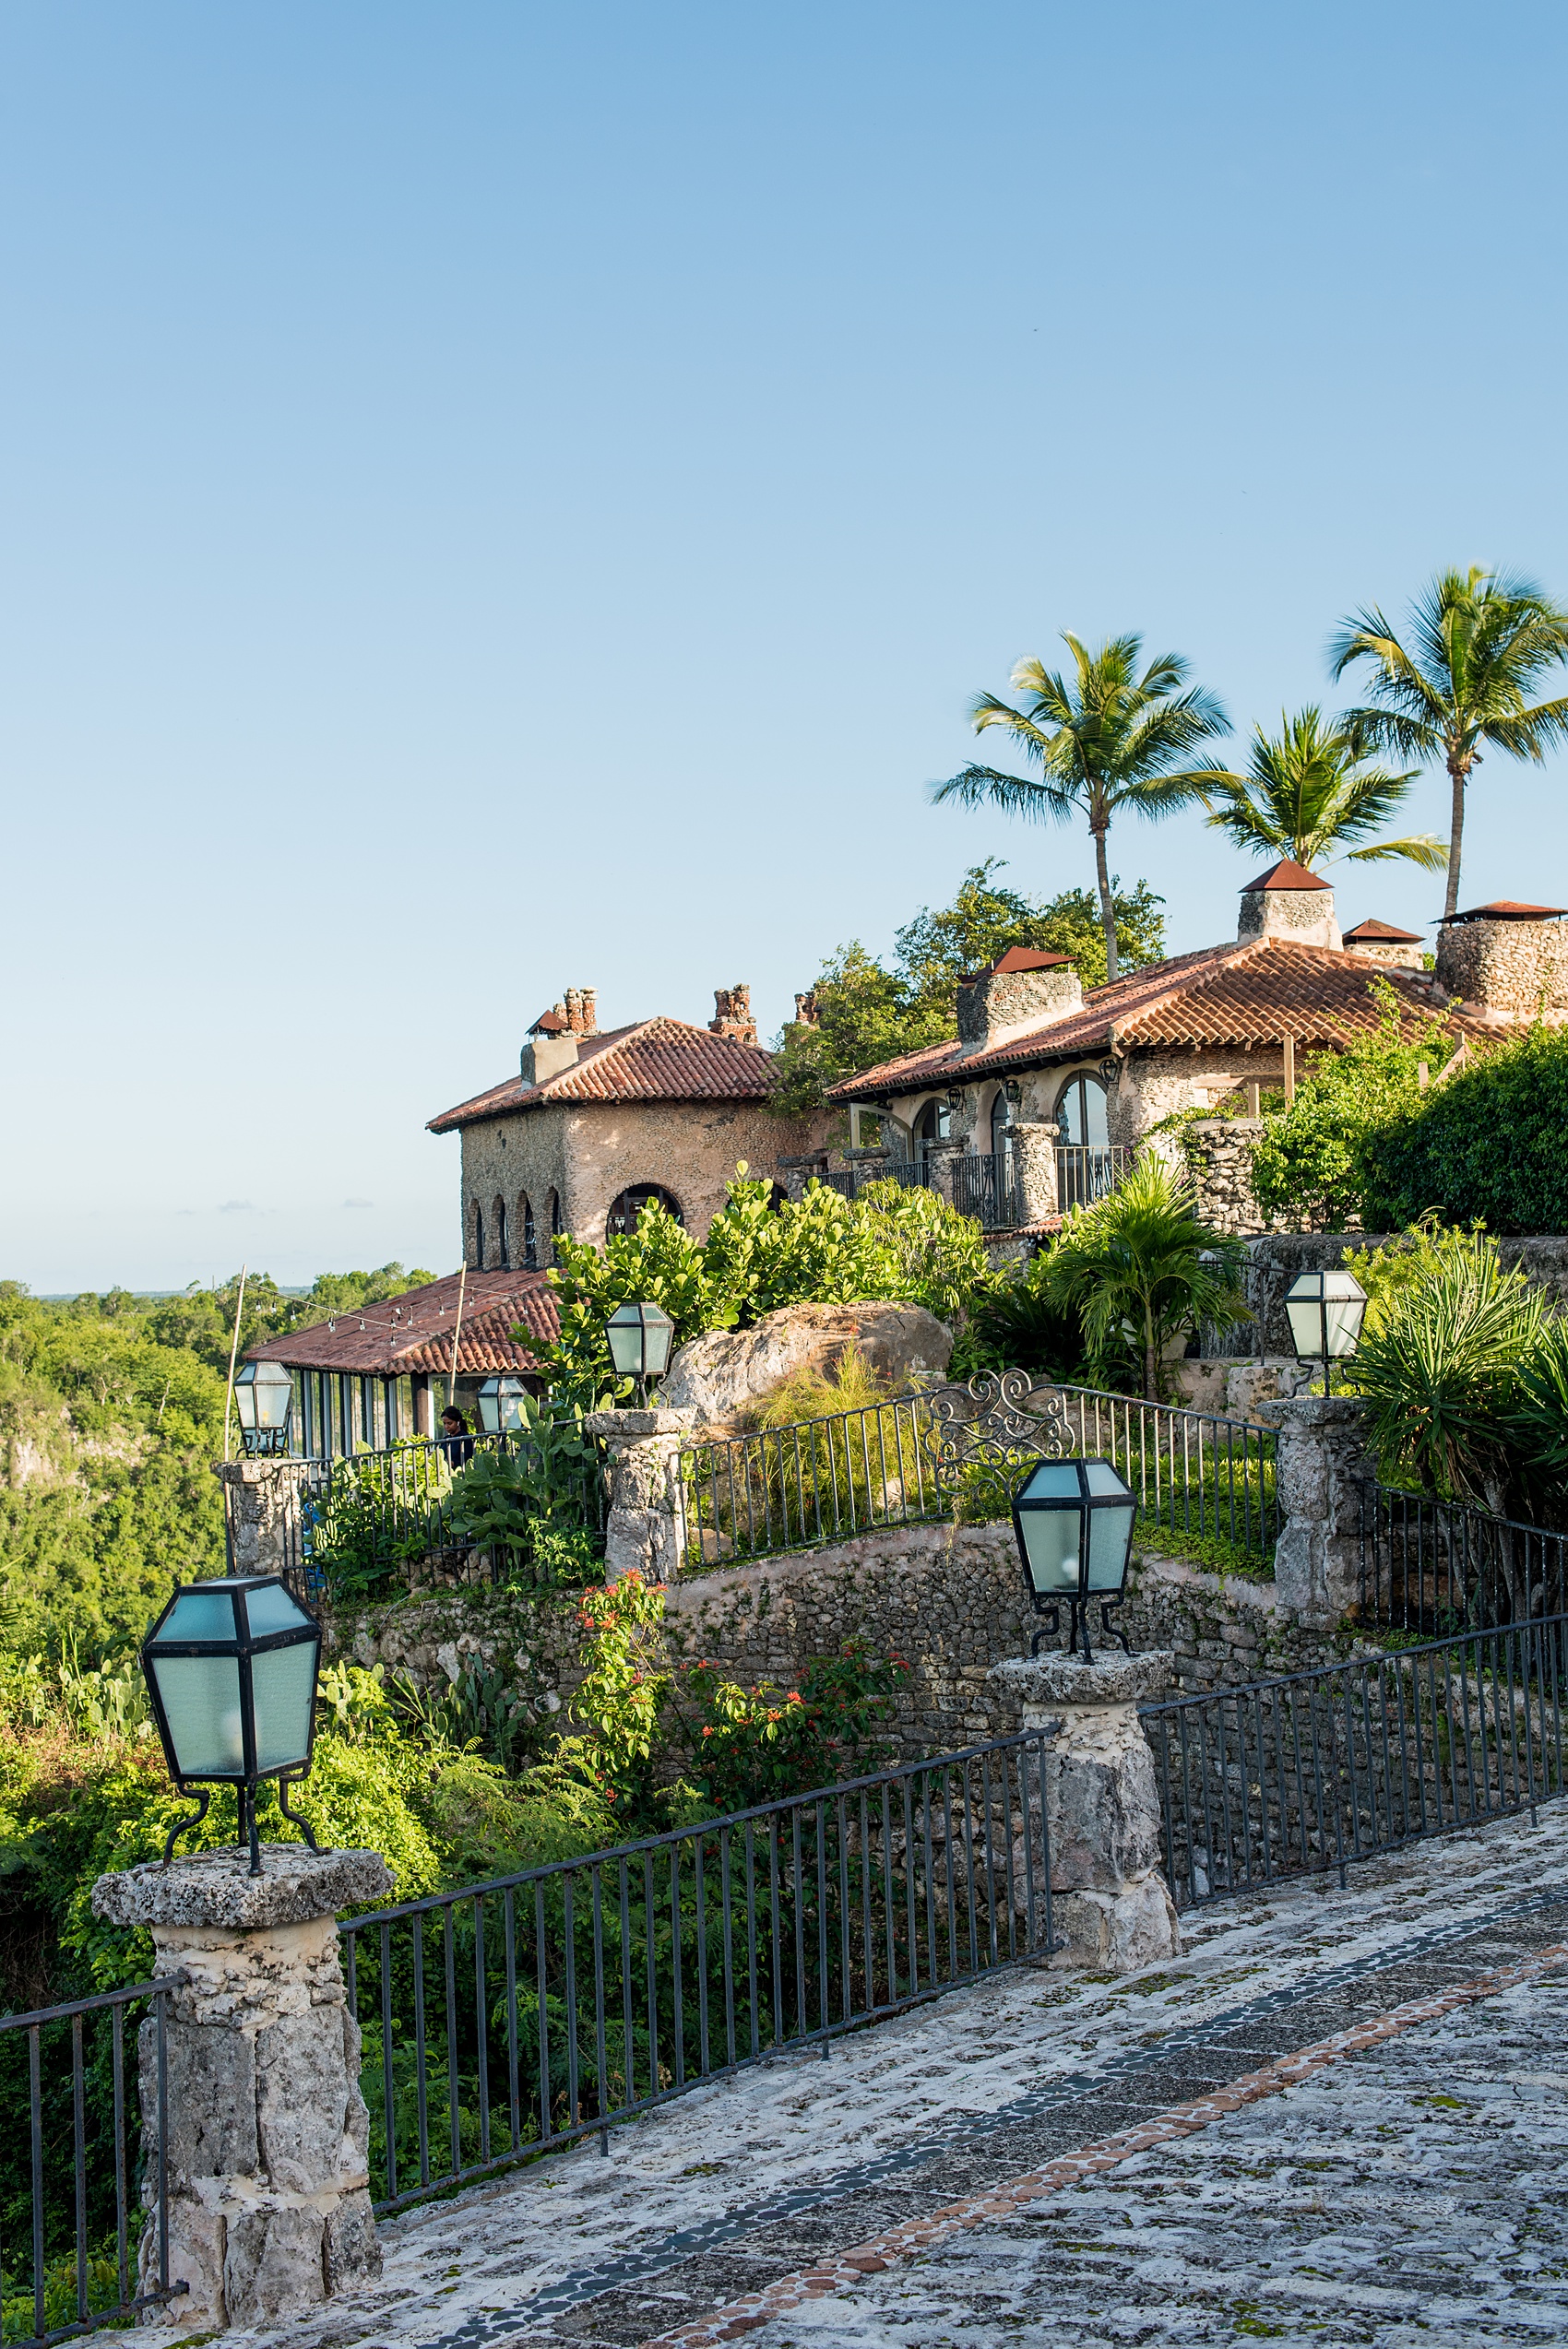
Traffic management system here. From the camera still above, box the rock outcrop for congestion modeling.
[659,1301,954,1425]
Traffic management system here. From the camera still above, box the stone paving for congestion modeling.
[159,1809,1568,2349]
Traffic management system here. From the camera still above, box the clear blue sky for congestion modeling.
[6,2,1567,1292]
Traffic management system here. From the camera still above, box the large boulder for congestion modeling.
[661,1301,953,1427]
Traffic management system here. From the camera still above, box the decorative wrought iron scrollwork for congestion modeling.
[929,1370,1073,1503]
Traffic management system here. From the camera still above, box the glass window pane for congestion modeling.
[1087,1501,1135,1590]
[161,1588,239,1643]
[251,1641,319,1773]
[1019,1509,1081,1592]
[152,1655,244,1775]
[244,1584,310,1638]
[1084,1460,1128,1495]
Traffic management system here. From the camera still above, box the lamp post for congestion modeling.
[141,1576,324,1875]
[232,1358,294,1455]
[476,1372,530,1433]
[1011,1456,1138,1663]
[1283,1269,1368,1394]
[604,1300,676,1405]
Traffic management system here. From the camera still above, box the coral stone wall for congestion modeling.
[1434,917,1568,1023]
[457,1097,825,1260]
[1184,1115,1270,1236]
[1110,1052,1285,1152]
[326,1527,1362,1767]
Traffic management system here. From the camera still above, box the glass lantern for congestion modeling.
[232,1358,295,1455]
[476,1373,530,1433]
[604,1301,677,1402]
[141,1576,324,1873]
[1011,1456,1138,1662]
[1283,1270,1368,1393]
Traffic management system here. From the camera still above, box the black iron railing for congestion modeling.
[0,1978,182,2347]
[677,1374,1277,1570]
[1360,1484,1568,1632]
[1041,1386,1277,1563]
[224,1420,606,1601]
[1142,1616,1568,1911]
[951,1151,1027,1230]
[1055,1144,1131,1209]
[339,1731,1056,2213]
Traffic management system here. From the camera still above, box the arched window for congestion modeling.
[605,1184,683,1240]
[913,1097,950,1169]
[519,1192,537,1270]
[494,1195,509,1269]
[470,1200,485,1268]
[549,1189,562,1235]
[990,1087,1016,1166]
[1054,1072,1109,1149]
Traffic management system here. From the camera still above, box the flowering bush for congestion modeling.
[675,1642,909,1813]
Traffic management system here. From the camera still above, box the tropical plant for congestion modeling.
[1040,1154,1248,1400]
[931,635,1229,982]
[1331,567,1568,919]
[674,1643,909,1813]
[1194,706,1446,872]
[947,1258,1087,1382]
[1343,1228,1546,1509]
[1249,979,1455,1231]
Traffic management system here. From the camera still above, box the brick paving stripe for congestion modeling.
[640,1940,1568,2347]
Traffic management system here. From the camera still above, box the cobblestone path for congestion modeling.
[170,1811,1568,2349]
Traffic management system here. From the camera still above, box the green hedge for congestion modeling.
[1363,1026,1568,1234]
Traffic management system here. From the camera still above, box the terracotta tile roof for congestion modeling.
[1443,900,1568,923]
[428,1017,778,1132]
[827,938,1488,1101]
[1343,919,1423,943]
[1241,858,1330,892]
[246,1269,559,1376]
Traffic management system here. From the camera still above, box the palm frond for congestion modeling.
[928,764,1080,822]
[1342,834,1449,870]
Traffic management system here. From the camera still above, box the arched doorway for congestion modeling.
[470,1200,485,1268]
[519,1192,536,1270]
[912,1097,950,1175]
[605,1184,683,1240]
[1054,1072,1112,1205]
[494,1196,510,1269]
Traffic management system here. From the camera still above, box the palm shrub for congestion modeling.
[1040,1154,1248,1402]
[1343,1228,1546,1509]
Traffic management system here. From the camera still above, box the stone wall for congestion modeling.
[326,1523,1361,1766]
[1434,914,1568,1024]
[1109,1051,1287,1154]
[1245,1231,1568,1353]
[1185,1116,1270,1236]
[456,1095,826,1261]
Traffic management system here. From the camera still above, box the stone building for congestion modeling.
[1341,918,1425,969]
[826,862,1497,1238]
[428,983,826,1264]
[1432,898,1568,1025]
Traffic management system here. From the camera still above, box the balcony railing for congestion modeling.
[1055,1144,1132,1209]
[951,1150,1026,1229]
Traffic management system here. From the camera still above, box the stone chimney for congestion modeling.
[520,1000,582,1086]
[956,947,1082,1055]
[1341,919,1424,970]
[709,984,758,1045]
[792,989,820,1028]
[1237,860,1341,950]
[563,985,599,1036]
[1434,900,1568,1025]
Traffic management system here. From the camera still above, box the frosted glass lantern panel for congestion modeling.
[152,1655,245,1776]
[244,1584,312,1639]
[250,1641,319,1773]
[1087,1501,1136,1590]
[160,1588,240,1643]
[1018,1509,1082,1593]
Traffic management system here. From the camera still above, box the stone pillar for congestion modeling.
[1255,1394,1377,1622]
[585,1406,698,1583]
[90,1845,394,2333]
[988,1651,1179,1973]
[210,1459,298,1577]
[776,1151,830,1204]
[923,1137,962,1205]
[1013,1121,1060,1221]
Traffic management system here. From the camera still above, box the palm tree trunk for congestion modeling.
[1093,826,1118,984]
[1444,751,1467,921]
[1143,1302,1158,1403]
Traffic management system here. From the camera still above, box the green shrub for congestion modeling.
[1361,1024,1568,1234]
[1041,1156,1248,1401]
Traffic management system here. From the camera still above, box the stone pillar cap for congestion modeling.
[585,1406,698,1439]
[990,1649,1174,1705]
[1253,1394,1369,1429]
[91,1844,394,1930]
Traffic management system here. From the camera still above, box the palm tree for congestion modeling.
[931,635,1229,984]
[1040,1153,1248,1403]
[1330,568,1568,920]
[1195,706,1447,874]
